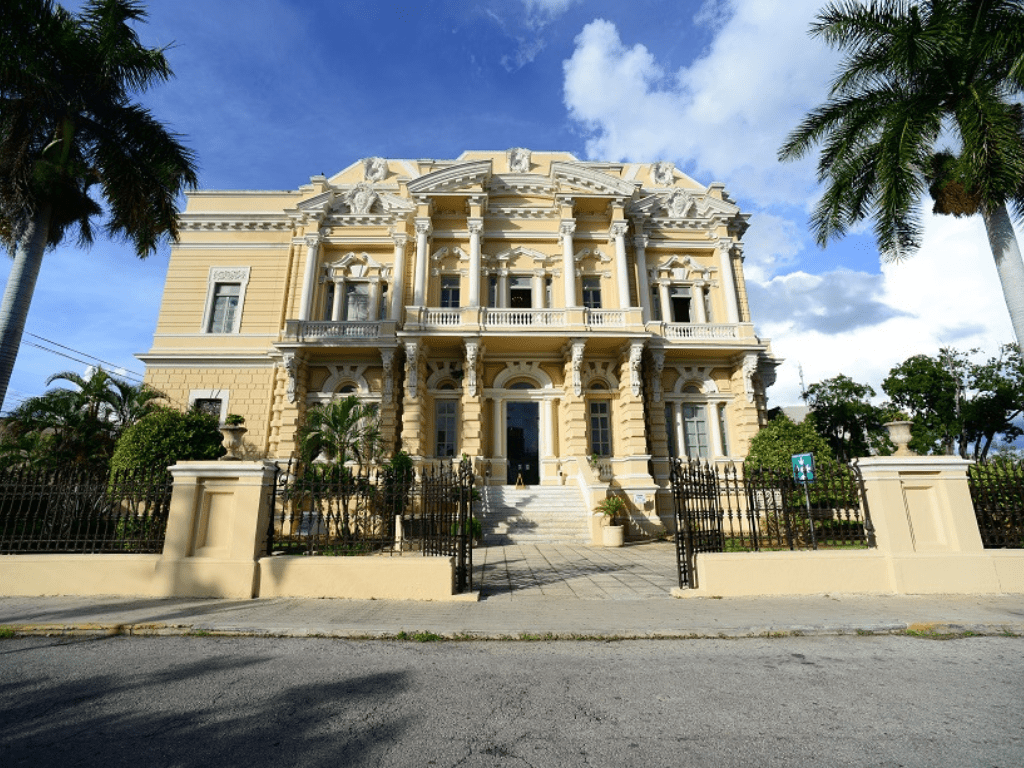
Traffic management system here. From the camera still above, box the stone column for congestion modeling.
[298,233,322,321]
[467,218,483,308]
[718,239,741,324]
[692,282,708,323]
[413,219,432,306]
[331,278,344,321]
[532,270,544,309]
[610,221,631,309]
[658,281,671,323]
[498,271,509,308]
[560,220,577,307]
[390,233,408,321]
[634,233,651,322]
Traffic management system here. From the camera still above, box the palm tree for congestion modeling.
[0,0,198,412]
[47,367,165,435]
[779,0,1024,345]
[298,396,383,467]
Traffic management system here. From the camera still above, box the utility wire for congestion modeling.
[23,342,145,383]
[26,333,146,379]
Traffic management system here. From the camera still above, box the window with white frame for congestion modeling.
[189,389,229,422]
[682,403,709,459]
[582,276,602,309]
[589,398,612,457]
[344,282,371,321]
[435,399,458,457]
[202,267,250,334]
[440,276,460,308]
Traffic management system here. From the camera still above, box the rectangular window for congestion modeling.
[208,283,241,333]
[193,398,223,418]
[670,286,691,323]
[322,282,336,321]
[682,404,709,459]
[589,400,612,457]
[582,277,602,309]
[545,277,552,309]
[378,283,389,319]
[651,286,662,321]
[435,401,458,457]
[509,276,531,309]
[440,276,461,308]
[344,283,371,321]
[488,276,498,308]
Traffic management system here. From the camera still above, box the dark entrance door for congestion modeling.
[506,401,539,485]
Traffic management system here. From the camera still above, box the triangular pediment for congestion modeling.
[551,161,637,198]
[407,160,493,194]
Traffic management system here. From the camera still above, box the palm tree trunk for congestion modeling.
[0,205,53,413]
[982,203,1024,348]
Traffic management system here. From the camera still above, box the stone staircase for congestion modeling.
[478,485,591,544]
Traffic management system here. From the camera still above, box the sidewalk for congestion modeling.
[1,543,1021,639]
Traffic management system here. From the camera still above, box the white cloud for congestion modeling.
[756,212,1018,405]
[562,2,838,208]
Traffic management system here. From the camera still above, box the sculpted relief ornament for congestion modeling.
[465,341,479,397]
[650,349,665,403]
[652,161,675,187]
[345,182,378,214]
[570,340,586,397]
[362,156,387,182]
[508,147,531,173]
[665,188,694,218]
[282,354,298,404]
[380,348,394,404]
[629,343,644,397]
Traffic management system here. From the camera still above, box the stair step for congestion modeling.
[478,486,591,544]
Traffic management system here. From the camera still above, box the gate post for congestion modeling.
[156,460,279,598]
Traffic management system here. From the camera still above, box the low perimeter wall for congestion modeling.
[675,456,1024,598]
[0,461,467,602]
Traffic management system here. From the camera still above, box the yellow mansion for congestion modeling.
[141,150,778,535]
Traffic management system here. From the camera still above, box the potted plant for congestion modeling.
[219,414,247,460]
[596,495,627,547]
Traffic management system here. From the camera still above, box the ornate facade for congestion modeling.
[141,150,778,527]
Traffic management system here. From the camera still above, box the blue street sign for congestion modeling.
[791,453,815,483]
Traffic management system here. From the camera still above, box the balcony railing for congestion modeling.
[585,309,625,327]
[283,320,393,342]
[484,309,567,327]
[664,323,739,340]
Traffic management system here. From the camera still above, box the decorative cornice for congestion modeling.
[407,160,492,194]
[551,161,636,197]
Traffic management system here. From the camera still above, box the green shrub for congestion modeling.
[110,408,224,474]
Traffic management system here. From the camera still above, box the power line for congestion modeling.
[23,342,145,383]
[26,333,146,379]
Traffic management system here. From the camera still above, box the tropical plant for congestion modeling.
[109,407,224,475]
[595,495,627,524]
[298,396,382,467]
[0,0,198,411]
[779,0,1024,345]
[46,367,164,435]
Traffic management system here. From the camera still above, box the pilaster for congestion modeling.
[401,341,428,457]
[460,340,483,457]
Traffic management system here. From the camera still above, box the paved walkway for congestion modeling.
[475,541,678,600]
[0,543,1021,639]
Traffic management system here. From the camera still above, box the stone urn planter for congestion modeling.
[884,420,915,457]
[596,495,627,547]
[219,415,247,460]
[601,524,625,547]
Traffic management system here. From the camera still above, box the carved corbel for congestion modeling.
[405,342,420,400]
[627,342,644,398]
[381,348,395,405]
[649,349,665,403]
[464,340,480,398]
[282,354,298,404]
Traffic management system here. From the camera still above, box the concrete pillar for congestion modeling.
[610,222,631,309]
[331,278,344,321]
[634,234,651,322]
[298,234,322,321]
[413,219,431,306]
[692,282,708,323]
[560,220,577,307]
[467,218,483,308]
[718,239,741,324]
[390,233,408,321]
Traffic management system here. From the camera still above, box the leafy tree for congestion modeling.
[46,367,164,436]
[802,374,891,460]
[744,413,840,477]
[882,345,1023,458]
[109,407,224,475]
[779,0,1024,346]
[298,396,382,467]
[0,0,198,411]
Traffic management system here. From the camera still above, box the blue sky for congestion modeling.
[2,0,1019,414]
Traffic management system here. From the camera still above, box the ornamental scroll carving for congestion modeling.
[405,342,419,399]
[465,341,479,398]
[345,182,378,214]
[743,353,758,403]
[570,340,586,397]
[380,348,394,405]
[628,343,644,398]
[282,354,298,404]
[210,267,249,283]
[665,189,694,218]
[650,349,665,403]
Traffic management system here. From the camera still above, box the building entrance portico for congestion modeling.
[506,401,539,485]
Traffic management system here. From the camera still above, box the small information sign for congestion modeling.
[791,453,815,483]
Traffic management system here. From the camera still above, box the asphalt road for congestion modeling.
[1,635,1021,767]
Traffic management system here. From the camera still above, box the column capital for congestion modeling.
[559,220,577,238]
[391,232,409,248]
[304,233,323,249]
[467,218,484,236]
[415,218,433,236]
[608,221,629,240]
[633,233,649,249]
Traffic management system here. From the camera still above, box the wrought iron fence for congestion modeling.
[671,459,873,588]
[0,467,173,554]
[968,460,1024,548]
[268,457,475,592]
